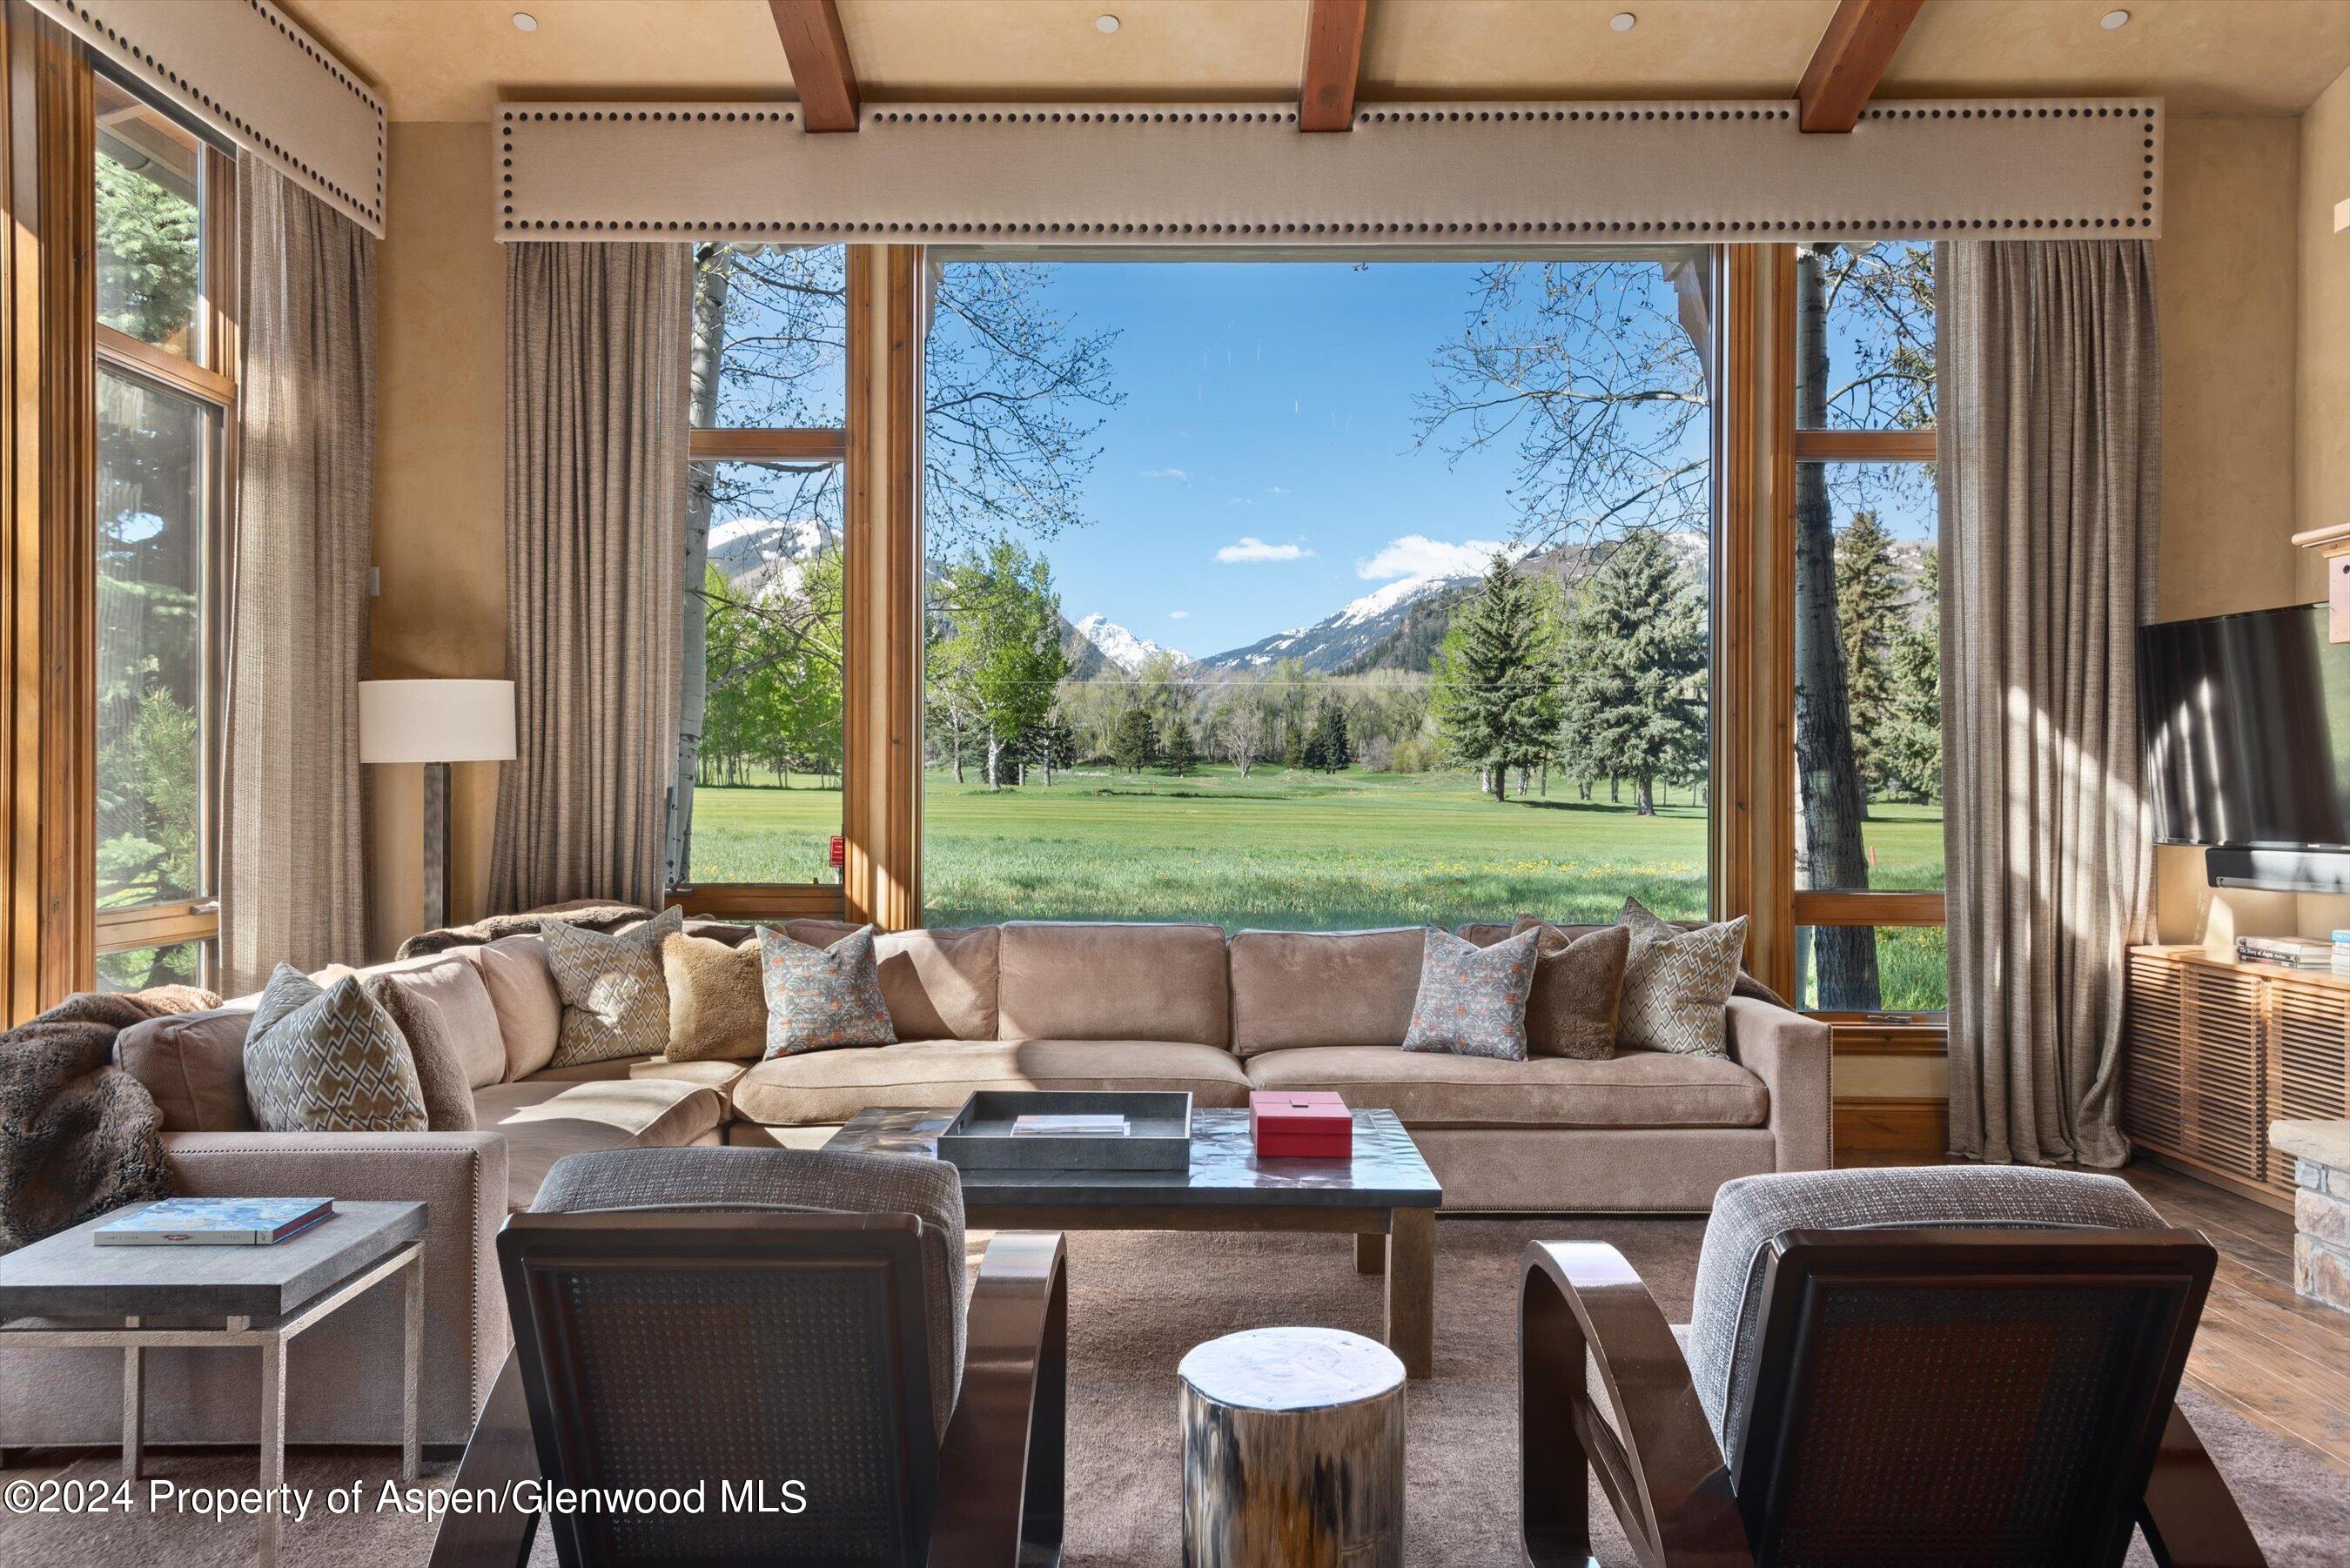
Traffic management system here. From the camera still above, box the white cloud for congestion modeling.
[1266,485,1292,496]
[1140,467,1189,482]
[1168,609,1191,620]
[1354,533,1511,581]
[1215,536,1316,564]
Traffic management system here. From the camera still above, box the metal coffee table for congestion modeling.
[827,1107,1445,1377]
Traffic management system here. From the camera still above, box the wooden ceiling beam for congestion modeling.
[1299,0,1367,132]
[769,0,860,132]
[1796,0,1925,133]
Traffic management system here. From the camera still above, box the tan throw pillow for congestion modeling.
[1509,917,1631,1060]
[661,930,766,1062]
[361,975,477,1131]
[757,923,896,1057]
[541,907,683,1069]
[1615,898,1746,1057]
[1400,927,1540,1062]
[242,965,427,1133]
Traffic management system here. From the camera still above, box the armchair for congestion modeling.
[1521,1165,2266,1568]
[427,1146,1065,1568]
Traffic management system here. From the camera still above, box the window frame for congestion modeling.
[1775,242,1945,1024]
[90,74,236,988]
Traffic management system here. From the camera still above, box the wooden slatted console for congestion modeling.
[2125,945,2350,1211]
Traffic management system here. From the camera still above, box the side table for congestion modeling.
[1179,1326,1406,1567]
[0,1199,427,1568]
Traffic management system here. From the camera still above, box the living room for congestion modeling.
[1,0,2347,1563]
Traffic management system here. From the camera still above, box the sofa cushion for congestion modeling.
[1228,928,1424,1056]
[1617,901,1745,1058]
[472,1079,728,1210]
[362,975,477,1132]
[462,935,563,1081]
[732,1037,1253,1127]
[544,907,684,1069]
[116,1008,256,1131]
[1512,919,1632,1060]
[524,1055,750,1095]
[787,921,1001,1042]
[760,923,897,1056]
[997,922,1232,1049]
[1401,927,1540,1062]
[1244,1045,1769,1130]
[344,953,507,1090]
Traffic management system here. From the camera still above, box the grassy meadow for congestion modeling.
[688,764,1948,1007]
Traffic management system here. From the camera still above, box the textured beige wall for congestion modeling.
[2302,68,2350,583]
[367,122,507,959]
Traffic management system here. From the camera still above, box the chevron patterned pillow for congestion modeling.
[242,964,428,1133]
[1615,898,1745,1057]
[543,907,683,1068]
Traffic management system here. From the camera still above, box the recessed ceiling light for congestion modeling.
[2100,9,2131,28]
[511,10,537,31]
[1610,11,1637,30]
[1096,13,1120,33]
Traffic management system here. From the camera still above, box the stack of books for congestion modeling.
[2235,935,2335,971]
[1010,1113,1131,1138]
[95,1197,333,1246]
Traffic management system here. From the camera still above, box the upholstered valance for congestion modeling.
[28,0,383,235]
[495,97,2161,247]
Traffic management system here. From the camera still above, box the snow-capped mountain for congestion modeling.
[705,515,829,597]
[1196,573,1471,673]
[1071,613,1190,673]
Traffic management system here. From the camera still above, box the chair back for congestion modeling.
[499,1209,942,1567]
[1728,1223,2214,1567]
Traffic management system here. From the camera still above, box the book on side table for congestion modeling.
[93,1197,334,1246]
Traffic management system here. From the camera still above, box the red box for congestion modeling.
[1250,1091,1353,1160]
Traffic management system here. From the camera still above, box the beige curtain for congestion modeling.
[1938,241,2159,1169]
[218,157,377,995]
[489,244,691,913]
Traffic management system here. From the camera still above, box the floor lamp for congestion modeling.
[359,680,517,935]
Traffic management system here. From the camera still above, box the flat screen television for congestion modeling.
[2138,604,2350,888]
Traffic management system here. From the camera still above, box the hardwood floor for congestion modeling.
[2124,1159,2350,1477]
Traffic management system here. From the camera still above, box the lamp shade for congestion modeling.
[359,680,517,765]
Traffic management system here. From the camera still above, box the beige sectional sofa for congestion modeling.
[2,915,1826,1457]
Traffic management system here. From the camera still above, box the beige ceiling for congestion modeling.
[282,0,2350,123]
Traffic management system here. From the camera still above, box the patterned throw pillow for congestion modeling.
[243,965,428,1133]
[1615,898,1746,1057]
[361,975,478,1131]
[757,923,897,1057]
[1509,917,1631,1059]
[1400,927,1541,1061]
[542,906,683,1068]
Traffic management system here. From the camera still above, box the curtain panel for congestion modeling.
[489,243,691,913]
[1937,239,2160,1169]
[219,157,377,995]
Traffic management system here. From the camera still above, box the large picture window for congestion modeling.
[92,75,232,993]
[916,252,1716,931]
[1787,241,1944,1014]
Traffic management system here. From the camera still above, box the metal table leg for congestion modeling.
[403,1251,423,1481]
[121,1315,142,1481]
[258,1333,285,1568]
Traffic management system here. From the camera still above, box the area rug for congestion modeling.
[5,1218,2347,1565]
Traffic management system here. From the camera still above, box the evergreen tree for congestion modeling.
[1834,509,1906,801]
[1305,698,1352,773]
[1160,715,1200,775]
[1878,546,1944,803]
[1109,707,1157,774]
[1430,554,1564,804]
[1037,714,1078,787]
[1561,533,1706,816]
[1281,722,1309,773]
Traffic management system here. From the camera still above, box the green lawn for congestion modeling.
[688,766,1945,1005]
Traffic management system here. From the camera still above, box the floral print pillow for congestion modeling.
[757,923,897,1057]
[1400,927,1541,1062]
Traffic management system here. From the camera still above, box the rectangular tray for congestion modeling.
[938,1090,1192,1173]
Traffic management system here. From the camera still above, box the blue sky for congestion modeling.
[924,256,1935,660]
[951,259,1546,660]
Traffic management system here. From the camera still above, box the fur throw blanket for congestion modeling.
[0,987,218,1252]
[397,900,654,960]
